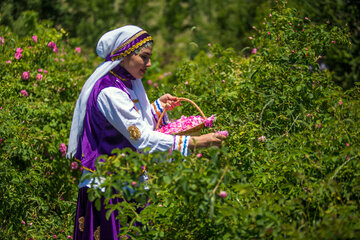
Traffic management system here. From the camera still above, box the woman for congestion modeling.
[67,25,226,239]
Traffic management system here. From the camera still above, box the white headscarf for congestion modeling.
[67,25,151,159]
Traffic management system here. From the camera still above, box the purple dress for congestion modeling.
[73,65,189,239]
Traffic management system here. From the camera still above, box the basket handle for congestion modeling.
[155,97,207,131]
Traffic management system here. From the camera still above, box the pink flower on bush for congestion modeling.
[251,48,257,54]
[48,41,58,53]
[339,100,343,106]
[346,142,350,147]
[75,47,81,53]
[248,36,253,40]
[131,181,137,186]
[185,81,188,85]
[71,161,78,169]
[16,48,23,53]
[20,89,28,97]
[0,36,4,45]
[267,32,271,35]
[48,41,55,48]
[36,74,43,80]
[307,113,311,117]
[196,153,202,158]
[269,14,272,17]
[15,52,22,60]
[59,143,67,157]
[153,83,158,87]
[6,60,11,64]
[219,191,227,198]
[32,35,37,42]
[147,80,152,85]
[258,136,266,142]
[331,41,336,44]
[38,69,43,72]
[44,69,48,74]
[22,71,30,80]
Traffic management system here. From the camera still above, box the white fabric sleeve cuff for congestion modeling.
[151,98,169,129]
[172,135,190,156]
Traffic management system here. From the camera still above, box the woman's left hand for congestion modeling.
[159,94,180,111]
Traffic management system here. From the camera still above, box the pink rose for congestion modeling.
[204,115,215,127]
[16,48,23,53]
[248,36,253,40]
[36,74,43,80]
[48,41,55,48]
[32,35,37,42]
[196,153,202,158]
[20,89,28,97]
[59,143,67,157]
[75,47,81,53]
[251,48,257,54]
[71,161,78,170]
[22,71,30,80]
[15,52,22,60]
[219,191,227,198]
[216,130,229,137]
[258,136,266,142]
[131,181,137,186]
[6,60,11,64]
[38,69,43,72]
[339,100,343,106]
[0,36,4,45]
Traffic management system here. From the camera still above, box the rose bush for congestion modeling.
[1,1,359,239]
[0,19,97,238]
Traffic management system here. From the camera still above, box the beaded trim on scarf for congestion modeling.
[110,30,153,61]
[111,36,153,61]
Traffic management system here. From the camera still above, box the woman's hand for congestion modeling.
[159,94,181,111]
[189,133,227,149]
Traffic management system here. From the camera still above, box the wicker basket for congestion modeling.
[155,97,207,136]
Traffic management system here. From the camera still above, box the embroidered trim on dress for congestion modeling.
[94,226,100,240]
[110,70,128,82]
[128,125,141,140]
[78,216,85,232]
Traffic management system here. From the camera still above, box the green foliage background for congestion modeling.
[0,0,359,239]
[1,0,359,88]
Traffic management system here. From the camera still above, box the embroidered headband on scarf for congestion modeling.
[67,25,153,159]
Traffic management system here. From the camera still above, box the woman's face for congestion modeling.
[121,46,152,79]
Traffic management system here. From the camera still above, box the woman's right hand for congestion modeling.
[189,133,227,149]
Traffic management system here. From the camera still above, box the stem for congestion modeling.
[211,165,229,195]
[259,99,274,127]
[331,155,359,180]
